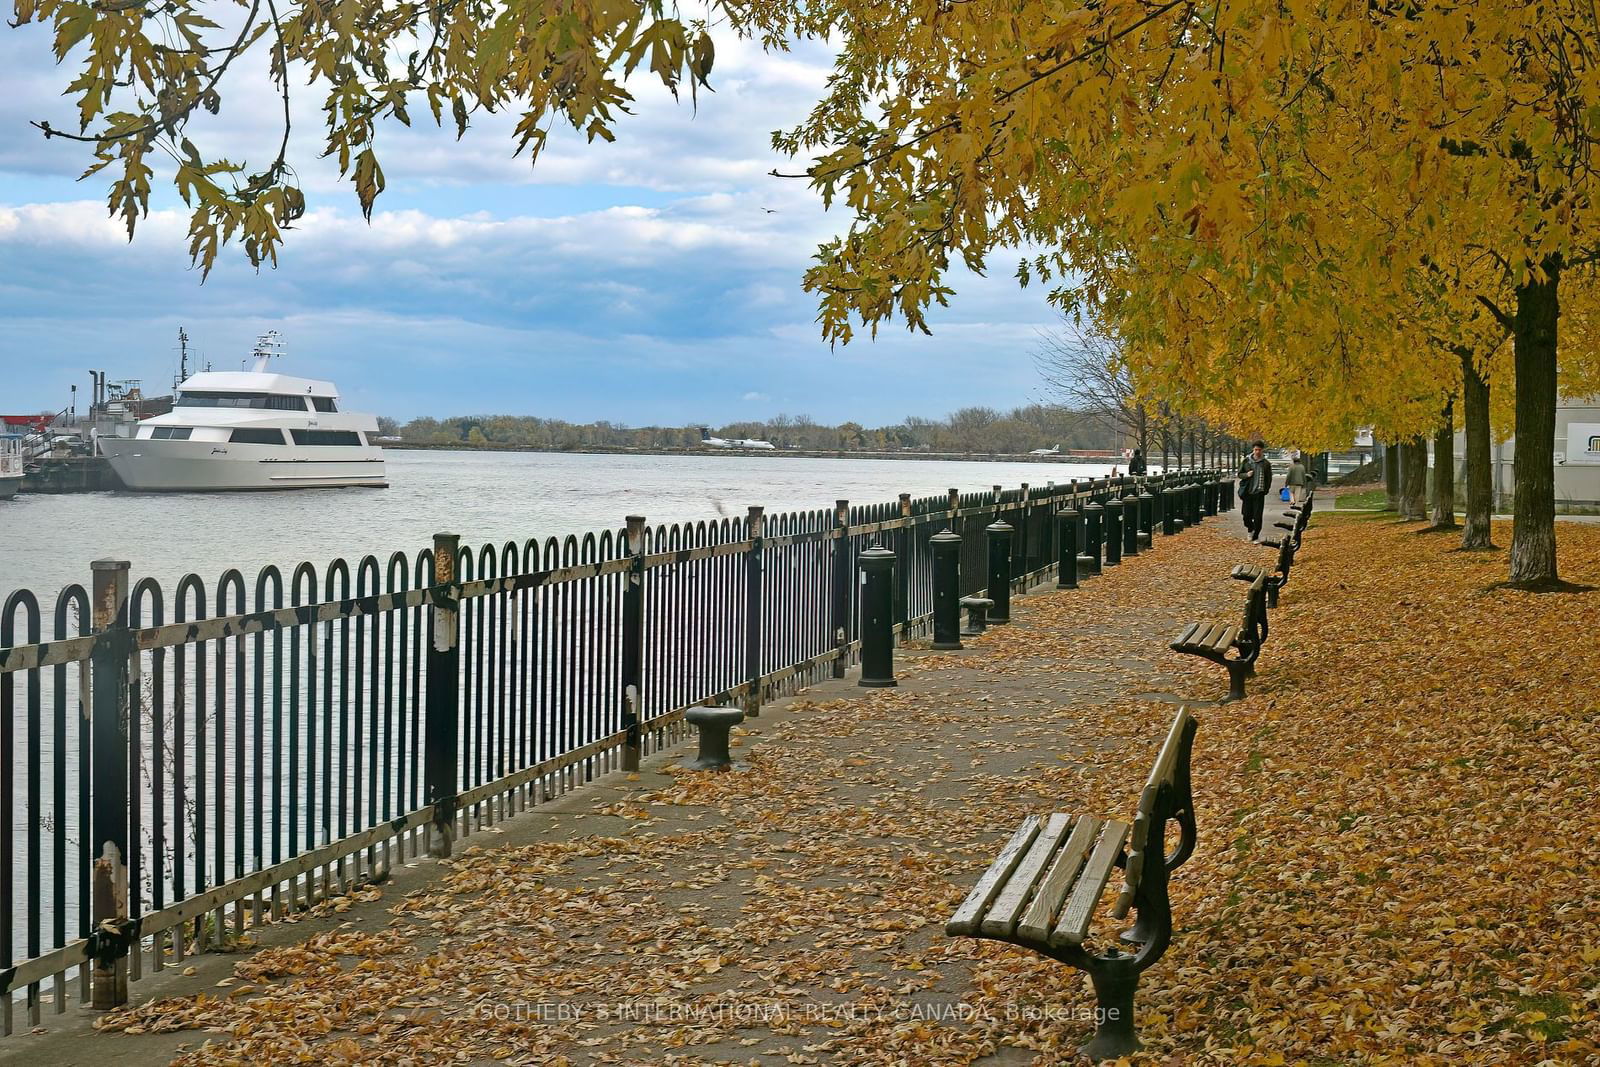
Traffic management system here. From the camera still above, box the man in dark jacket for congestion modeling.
[1238,440,1273,541]
[1128,448,1147,475]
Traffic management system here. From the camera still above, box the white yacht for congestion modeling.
[0,434,23,499]
[102,333,387,492]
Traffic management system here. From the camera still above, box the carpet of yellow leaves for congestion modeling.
[89,515,1600,1064]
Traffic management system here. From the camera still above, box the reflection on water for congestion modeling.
[0,449,1120,600]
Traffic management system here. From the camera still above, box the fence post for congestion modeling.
[858,544,898,687]
[1082,500,1104,573]
[930,529,963,650]
[831,500,850,679]
[1017,483,1031,578]
[985,520,1013,623]
[89,559,131,1011]
[424,532,460,859]
[621,516,645,770]
[1122,488,1141,557]
[1204,476,1219,516]
[1138,483,1157,545]
[1055,505,1079,590]
[1103,497,1123,566]
[895,493,912,642]
[743,506,765,717]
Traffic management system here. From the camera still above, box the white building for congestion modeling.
[1451,395,1600,508]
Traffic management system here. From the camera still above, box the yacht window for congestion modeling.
[149,427,193,440]
[177,392,307,411]
[291,429,362,446]
[312,396,338,412]
[230,428,288,445]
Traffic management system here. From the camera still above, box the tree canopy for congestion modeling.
[13,0,1600,581]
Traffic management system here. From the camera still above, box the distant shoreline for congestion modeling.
[381,441,1131,465]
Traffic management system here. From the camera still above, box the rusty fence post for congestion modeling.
[622,515,646,769]
[831,500,851,678]
[89,559,131,1010]
[744,506,765,717]
[894,493,911,642]
[424,533,460,858]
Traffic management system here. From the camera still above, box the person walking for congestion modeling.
[1128,448,1148,475]
[1286,452,1309,505]
[1238,441,1273,541]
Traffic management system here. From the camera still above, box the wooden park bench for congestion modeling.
[1230,535,1295,609]
[1267,490,1314,551]
[946,708,1199,1061]
[1170,575,1269,703]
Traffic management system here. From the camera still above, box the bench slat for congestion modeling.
[1050,819,1129,948]
[979,812,1074,938]
[945,816,1042,936]
[1015,815,1101,944]
[1173,622,1202,648]
[1146,708,1194,793]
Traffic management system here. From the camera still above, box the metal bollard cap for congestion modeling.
[930,527,962,546]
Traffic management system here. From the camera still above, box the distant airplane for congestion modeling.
[1028,445,1061,456]
[700,427,776,450]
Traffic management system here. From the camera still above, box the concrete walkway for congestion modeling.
[3,493,1290,1067]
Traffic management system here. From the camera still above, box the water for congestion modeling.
[0,450,1124,601]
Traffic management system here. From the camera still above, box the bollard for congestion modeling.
[960,596,993,636]
[684,706,745,770]
[930,528,963,650]
[89,559,132,1010]
[1122,489,1141,557]
[1163,488,1183,534]
[1103,497,1123,566]
[1138,485,1157,546]
[1055,506,1079,590]
[1190,481,1204,527]
[1204,479,1219,517]
[858,543,898,687]
[985,520,1014,623]
[1220,478,1236,512]
[1082,501,1104,573]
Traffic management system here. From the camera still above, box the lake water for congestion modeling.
[0,450,1126,603]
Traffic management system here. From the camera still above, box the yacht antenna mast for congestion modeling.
[250,330,284,374]
[175,327,189,391]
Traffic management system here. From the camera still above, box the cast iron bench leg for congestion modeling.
[1223,660,1249,703]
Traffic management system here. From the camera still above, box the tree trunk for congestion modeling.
[1383,443,1399,511]
[1460,348,1495,549]
[1399,436,1428,519]
[1431,399,1458,529]
[1509,257,1560,585]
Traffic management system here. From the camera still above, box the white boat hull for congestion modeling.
[102,439,387,492]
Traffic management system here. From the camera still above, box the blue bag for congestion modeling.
[1279,487,1291,502]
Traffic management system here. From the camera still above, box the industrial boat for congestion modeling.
[101,333,387,492]
[0,434,23,499]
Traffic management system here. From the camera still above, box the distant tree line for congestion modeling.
[379,406,1120,454]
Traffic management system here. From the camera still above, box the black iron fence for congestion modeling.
[0,470,1222,1032]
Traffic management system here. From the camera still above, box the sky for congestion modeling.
[0,22,1063,426]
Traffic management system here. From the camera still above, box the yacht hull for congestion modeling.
[102,439,387,492]
[0,474,20,499]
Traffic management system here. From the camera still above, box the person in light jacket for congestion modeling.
[1237,441,1273,541]
[1285,453,1309,505]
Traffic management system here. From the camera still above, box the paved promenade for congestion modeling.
[11,492,1597,1064]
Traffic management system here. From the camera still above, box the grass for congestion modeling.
[1334,488,1390,510]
